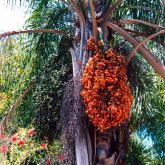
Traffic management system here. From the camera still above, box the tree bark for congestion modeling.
[72,46,91,165]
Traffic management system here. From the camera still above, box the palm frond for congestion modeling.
[126,136,153,165]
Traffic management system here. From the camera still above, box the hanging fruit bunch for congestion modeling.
[81,37,133,132]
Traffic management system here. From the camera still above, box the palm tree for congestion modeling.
[1,0,165,164]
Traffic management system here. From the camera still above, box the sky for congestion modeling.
[0,1,28,32]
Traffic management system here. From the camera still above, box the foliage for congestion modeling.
[1,0,73,135]
[25,0,72,65]
[0,1,73,163]
[32,55,70,142]
[126,136,153,165]
[0,37,33,120]
[0,128,63,165]
[18,0,73,142]
[128,53,165,160]
[0,93,8,114]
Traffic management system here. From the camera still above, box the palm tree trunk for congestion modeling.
[72,33,92,165]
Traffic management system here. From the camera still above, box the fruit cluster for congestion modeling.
[81,37,133,132]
